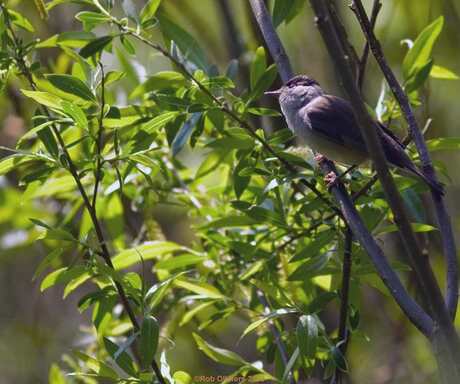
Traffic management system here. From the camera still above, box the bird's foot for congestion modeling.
[324,171,338,188]
[314,153,328,164]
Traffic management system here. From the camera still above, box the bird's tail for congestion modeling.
[407,166,445,196]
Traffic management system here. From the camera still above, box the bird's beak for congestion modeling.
[264,88,282,97]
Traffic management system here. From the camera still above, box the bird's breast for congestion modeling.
[281,104,367,165]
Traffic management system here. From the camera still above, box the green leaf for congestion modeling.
[330,346,348,372]
[46,74,95,102]
[48,364,65,384]
[112,241,190,270]
[375,222,437,235]
[173,371,192,384]
[288,253,331,281]
[192,333,247,366]
[142,111,181,134]
[130,71,187,98]
[145,272,187,310]
[171,113,202,156]
[282,348,299,383]
[157,10,209,71]
[22,90,63,110]
[37,31,96,48]
[426,137,460,151]
[247,64,278,103]
[240,308,298,340]
[33,248,65,281]
[250,47,267,90]
[405,59,433,93]
[103,337,137,376]
[296,315,318,359]
[140,316,160,368]
[61,100,88,129]
[272,0,295,28]
[201,215,258,229]
[17,119,64,147]
[40,266,88,292]
[79,35,113,58]
[75,11,110,26]
[156,254,206,270]
[174,279,226,299]
[7,10,34,32]
[245,206,286,227]
[291,230,335,262]
[180,301,216,326]
[201,76,235,90]
[141,0,162,23]
[402,16,444,79]
[73,350,118,380]
[248,107,281,117]
[430,65,460,80]
[104,70,126,86]
[0,154,38,175]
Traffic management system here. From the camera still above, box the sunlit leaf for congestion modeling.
[240,308,298,340]
[46,74,96,102]
[112,241,192,270]
[174,279,226,299]
[430,65,460,80]
[193,333,247,366]
[141,0,162,23]
[296,315,319,359]
[402,16,444,79]
[79,35,113,58]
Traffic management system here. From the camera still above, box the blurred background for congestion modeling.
[1,0,460,382]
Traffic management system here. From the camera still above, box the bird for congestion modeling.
[265,75,444,195]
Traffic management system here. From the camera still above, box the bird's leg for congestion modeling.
[324,171,339,188]
[314,153,328,164]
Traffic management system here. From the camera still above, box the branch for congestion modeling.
[357,0,382,89]
[248,0,294,82]
[334,226,353,384]
[92,62,105,210]
[350,0,458,319]
[248,0,434,336]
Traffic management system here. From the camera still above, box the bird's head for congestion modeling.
[265,75,323,110]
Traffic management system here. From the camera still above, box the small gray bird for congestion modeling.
[265,75,443,195]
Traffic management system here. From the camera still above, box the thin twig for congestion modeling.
[357,0,382,90]
[92,62,105,211]
[335,226,353,384]
[350,0,459,319]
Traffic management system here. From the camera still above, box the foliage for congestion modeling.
[0,1,459,383]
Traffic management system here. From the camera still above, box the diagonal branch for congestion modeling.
[350,0,458,319]
[247,0,434,336]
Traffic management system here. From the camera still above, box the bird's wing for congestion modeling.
[378,122,405,149]
[304,95,366,150]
